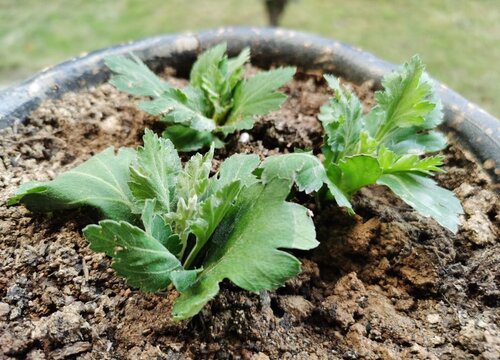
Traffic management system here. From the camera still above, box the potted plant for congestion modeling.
[1,28,498,359]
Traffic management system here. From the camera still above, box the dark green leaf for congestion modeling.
[83,220,185,292]
[172,179,318,320]
[129,130,181,212]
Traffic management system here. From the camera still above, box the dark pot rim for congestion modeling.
[0,26,498,182]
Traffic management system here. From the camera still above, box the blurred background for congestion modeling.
[1,0,499,116]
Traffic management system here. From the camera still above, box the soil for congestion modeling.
[0,67,499,360]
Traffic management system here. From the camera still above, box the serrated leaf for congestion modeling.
[105,54,171,97]
[9,147,137,222]
[83,220,187,292]
[227,67,295,125]
[319,75,364,160]
[172,179,318,320]
[129,130,181,212]
[176,148,214,202]
[162,125,224,152]
[260,152,326,194]
[190,43,228,88]
[367,55,437,142]
[377,173,463,233]
[378,147,444,175]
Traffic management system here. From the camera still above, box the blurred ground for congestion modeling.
[1,0,499,116]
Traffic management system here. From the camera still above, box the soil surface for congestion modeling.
[0,68,499,360]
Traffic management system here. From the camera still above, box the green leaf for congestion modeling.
[185,180,242,268]
[217,116,255,136]
[319,75,364,159]
[386,130,447,155]
[377,173,463,233]
[172,179,318,320]
[9,147,137,222]
[129,130,181,212]
[366,55,437,142]
[190,43,228,88]
[105,54,171,97]
[139,93,215,133]
[227,47,250,87]
[332,155,382,195]
[83,220,186,292]
[378,147,444,175]
[212,153,260,192]
[176,148,214,202]
[162,125,224,152]
[323,174,354,214]
[141,199,181,255]
[260,152,326,194]
[227,67,296,125]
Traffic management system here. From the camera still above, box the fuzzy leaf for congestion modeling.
[129,130,181,212]
[377,173,463,233]
[9,147,137,222]
[172,179,318,320]
[319,75,364,159]
[227,67,296,125]
[83,220,189,292]
[141,199,181,255]
[105,54,171,97]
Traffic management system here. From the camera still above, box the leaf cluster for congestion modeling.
[318,56,463,232]
[10,130,319,319]
[105,44,295,151]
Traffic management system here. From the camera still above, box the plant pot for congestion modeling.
[0,27,498,359]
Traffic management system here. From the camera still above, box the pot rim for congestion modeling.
[0,26,498,181]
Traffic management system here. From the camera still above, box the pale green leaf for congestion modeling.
[319,75,364,160]
[172,179,318,320]
[9,147,137,222]
[377,173,463,233]
[129,130,181,212]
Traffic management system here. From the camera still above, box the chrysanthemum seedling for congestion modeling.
[105,44,295,151]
